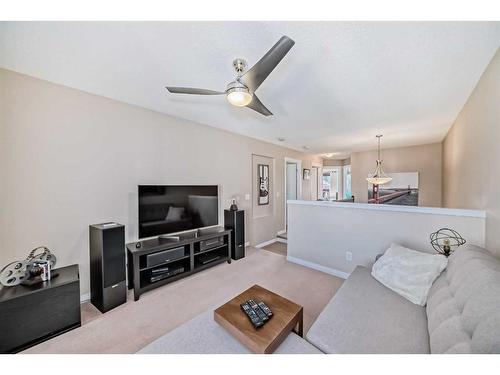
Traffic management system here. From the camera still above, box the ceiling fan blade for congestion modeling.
[165,87,225,95]
[246,94,273,116]
[240,36,295,92]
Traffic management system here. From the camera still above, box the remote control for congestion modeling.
[240,302,264,328]
[258,301,273,318]
[247,299,269,321]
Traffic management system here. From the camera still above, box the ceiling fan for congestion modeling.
[165,36,295,116]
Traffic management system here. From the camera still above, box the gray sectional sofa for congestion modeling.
[138,245,500,354]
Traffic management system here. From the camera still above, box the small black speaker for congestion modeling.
[89,223,126,313]
[224,210,245,260]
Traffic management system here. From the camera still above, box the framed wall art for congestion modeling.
[258,164,270,205]
[303,168,311,180]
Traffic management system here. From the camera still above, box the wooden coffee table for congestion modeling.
[214,284,303,354]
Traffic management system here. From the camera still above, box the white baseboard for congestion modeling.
[254,230,288,248]
[286,256,350,279]
[80,293,90,303]
[255,238,278,248]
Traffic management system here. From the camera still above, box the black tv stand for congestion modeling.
[126,227,232,301]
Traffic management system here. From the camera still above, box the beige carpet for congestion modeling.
[262,241,287,256]
[22,247,343,354]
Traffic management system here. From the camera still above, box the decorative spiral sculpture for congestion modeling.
[430,228,466,257]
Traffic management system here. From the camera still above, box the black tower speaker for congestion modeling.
[224,209,245,260]
[89,223,127,313]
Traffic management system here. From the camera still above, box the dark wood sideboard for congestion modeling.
[127,227,232,301]
[0,264,81,353]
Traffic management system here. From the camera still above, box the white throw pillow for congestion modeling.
[371,243,448,306]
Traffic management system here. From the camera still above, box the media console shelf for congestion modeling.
[126,227,232,301]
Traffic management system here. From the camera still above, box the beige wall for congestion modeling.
[288,201,485,276]
[0,68,321,296]
[443,48,500,256]
[351,143,443,207]
[322,158,350,167]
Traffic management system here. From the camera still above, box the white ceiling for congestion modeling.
[1,22,499,157]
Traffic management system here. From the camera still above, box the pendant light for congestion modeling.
[366,135,392,185]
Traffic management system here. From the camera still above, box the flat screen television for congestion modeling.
[138,185,219,239]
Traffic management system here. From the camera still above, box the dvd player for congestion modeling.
[149,266,185,283]
[198,253,221,265]
[151,266,171,274]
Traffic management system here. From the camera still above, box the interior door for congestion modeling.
[286,163,297,200]
[285,162,298,228]
[311,167,318,200]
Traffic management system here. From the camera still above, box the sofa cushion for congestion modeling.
[137,309,321,354]
[426,245,500,353]
[306,266,430,353]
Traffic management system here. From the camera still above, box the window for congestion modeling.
[322,172,331,199]
[322,168,340,200]
[343,165,352,199]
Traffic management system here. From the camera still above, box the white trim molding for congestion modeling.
[287,200,486,218]
[255,238,278,248]
[256,230,288,248]
[284,157,303,199]
[287,256,350,279]
[284,157,303,227]
[80,293,90,303]
[310,162,323,201]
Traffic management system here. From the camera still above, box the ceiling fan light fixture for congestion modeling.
[227,87,252,107]
[226,80,252,107]
[165,36,295,116]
